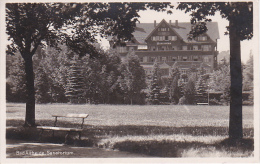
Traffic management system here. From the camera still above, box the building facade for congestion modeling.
[110,19,219,79]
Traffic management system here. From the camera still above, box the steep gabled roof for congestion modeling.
[133,21,219,44]
[144,19,183,43]
[160,62,171,68]
[173,22,219,43]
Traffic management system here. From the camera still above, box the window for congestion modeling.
[193,45,198,50]
[182,46,188,50]
[198,36,207,41]
[138,45,147,50]
[172,57,177,61]
[139,57,143,62]
[159,36,165,41]
[161,46,167,51]
[181,69,188,74]
[204,56,209,62]
[169,36,177,41]
[160,28,169,31]
[150,57,156,62]
[129,47,134,51]
[172,46,177,50]
[165,36,168,40]
[150,46,156,51]
[143,56,148,62]
[201,45,211,51]
[183,56,188,61]
[193,56,198,61]
[162,57,167,62]
[117,46,127,53]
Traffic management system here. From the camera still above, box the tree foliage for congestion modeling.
[242,53,254,105]
[177,2,253,40]
[182,74,197,105]
[66,57,86,104]
[6,2,173,126]
[243,53,253,91]
[167,68,181,104]
[149,61,162,105]
[6,54,27,102]
[119,52,146,104]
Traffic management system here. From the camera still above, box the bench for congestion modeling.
[197,103,209,105]
[37,114,89,142]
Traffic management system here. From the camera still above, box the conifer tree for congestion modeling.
[167,67,181,104]
[7,55,27,102]
[35,64,51,103]
[183,74,197,105]
[195,75,208,103]
[66,57,85,104]
[149,61,161,105]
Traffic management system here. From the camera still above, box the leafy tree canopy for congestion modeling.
[177,2,253,40]
[6,3,174,58]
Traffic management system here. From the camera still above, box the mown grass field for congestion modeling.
[6,103,254,157]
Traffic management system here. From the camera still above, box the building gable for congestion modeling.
[145,19,183,43]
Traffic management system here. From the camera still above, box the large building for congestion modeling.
[110,19,219,79]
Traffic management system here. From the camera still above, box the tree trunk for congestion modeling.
[24,55,36,127]
[228,22,243,140]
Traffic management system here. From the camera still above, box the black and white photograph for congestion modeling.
[1,1,259,163]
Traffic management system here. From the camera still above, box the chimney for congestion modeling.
[175,20,178,27]
[154,20,156,27]
[169,20,171,25]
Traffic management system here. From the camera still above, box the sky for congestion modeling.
[100,6,255,63]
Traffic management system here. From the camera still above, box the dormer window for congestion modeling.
[198,36,207,41]
[160,28,169,31]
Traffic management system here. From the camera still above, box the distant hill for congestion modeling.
[217,50,230,63]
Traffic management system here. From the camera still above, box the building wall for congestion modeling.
[112,20,219,78]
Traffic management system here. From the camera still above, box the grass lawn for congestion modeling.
[6,103,254,158]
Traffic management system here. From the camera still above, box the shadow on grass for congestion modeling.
[111,138,254,157]
[6,119,254,157]
[113,140,208,157]
[7,119,254,137]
